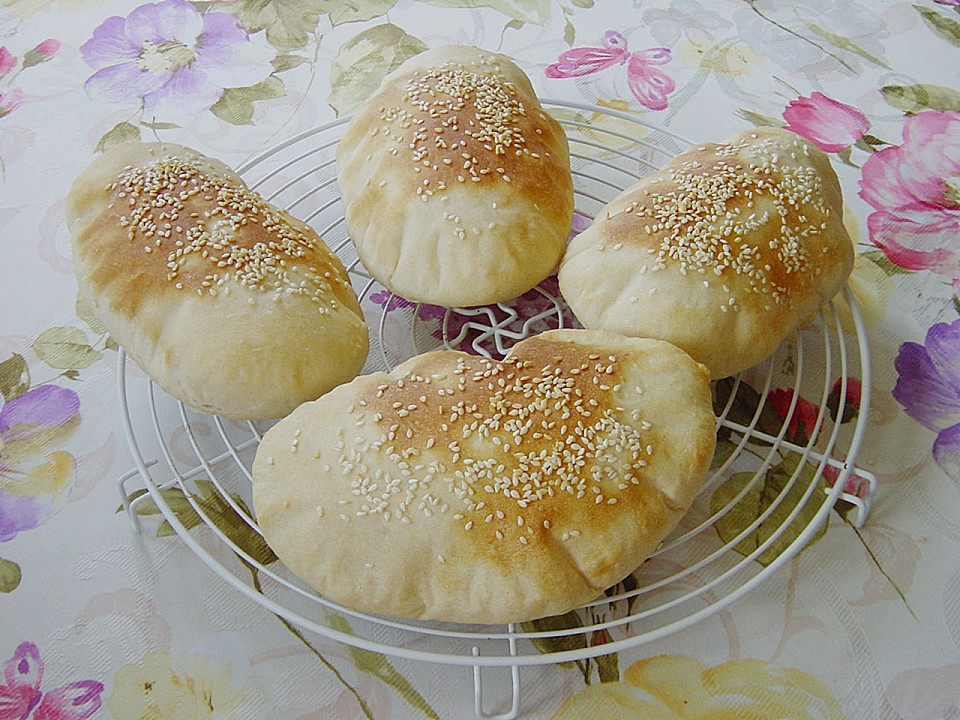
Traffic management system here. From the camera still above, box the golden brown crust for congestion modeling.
[67,142,369,419]
[558,126,855,379]
[251,329,716,624]
[336,45,574,307]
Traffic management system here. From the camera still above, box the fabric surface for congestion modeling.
[1,1,959,718]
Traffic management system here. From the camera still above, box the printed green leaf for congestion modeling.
[592,631,619,683]
[710,437,739,470]
[120,486,202,538]
[418,0,549,24]
[835,146,857,168]
[118,487,150,513]
[605,572,638,598]
[193,480,277,567]
[571,0,594,7]
[521,610,587,665]
[327,615,440,719]
[75,294,107,336]
[225,0,327,50]
[155,520,179,538]
[140,120,180,130]
[805,22,891,69]
[126,486,203,525]
[854,134,890,154]
[713,376,784,441]
[915,5,960,48]
[123,482,274,565]
[272,53,311,73]
[711,452,829,567]
[328,24,427,116]
[95,121,141,153]
[0,353,29,402]
[826,383,858,425]
[0,557,21,593]
[881,83,960,114]
[319,0,397,25]
[736,108,786,128]
[32,326,102,371]
[563,17,575,45]
[211,76,286,126]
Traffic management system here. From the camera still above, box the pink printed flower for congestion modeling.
[822,459,872,499]
[0,88,22,118]
[768,387,821,445]
[0,48,15,77]
[827,376,862,424]
[21,39,60,68]
[782,92,870,153]
[858,111,960,288]
[81,0,274,123]
[546,31,675,111]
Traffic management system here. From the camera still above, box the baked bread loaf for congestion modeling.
[336,44,574,308]
[251,329,716,624]
[558,126,855,379]
[67,142,369,420]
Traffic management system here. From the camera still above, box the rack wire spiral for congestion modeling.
[117,101,876,692]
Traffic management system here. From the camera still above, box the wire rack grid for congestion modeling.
[116,100,877,708]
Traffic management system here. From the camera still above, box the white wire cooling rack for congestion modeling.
[117,100,877,718]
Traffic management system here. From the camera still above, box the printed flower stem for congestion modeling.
[257,38,322,156]
[574,658,591,684]
[245,562,376,720]
[742,0,853,71]
[844,517,919,623]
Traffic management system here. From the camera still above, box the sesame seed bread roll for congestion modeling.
[251,329,716,624]
[336,44,574,308]
[67,142,369,420]
[558,126,855,379]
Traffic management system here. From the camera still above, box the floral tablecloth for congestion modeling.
[3,0,960,717]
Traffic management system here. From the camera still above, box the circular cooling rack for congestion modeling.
[118,100,876,673]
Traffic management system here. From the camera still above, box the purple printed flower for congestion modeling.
[0,385,80,542]
[893,318,960,483]
[369,277,578,359]
[80,0,274,123]
[368,290,446,323]
[782,92,870,153]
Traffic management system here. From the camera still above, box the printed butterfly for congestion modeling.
[546,31,676,111]
[0,643,103,720]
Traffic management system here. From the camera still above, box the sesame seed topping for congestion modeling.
[376,56,541,211]
[320,342,656,545]
[109,155,343,304]
[613,133,826,307]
